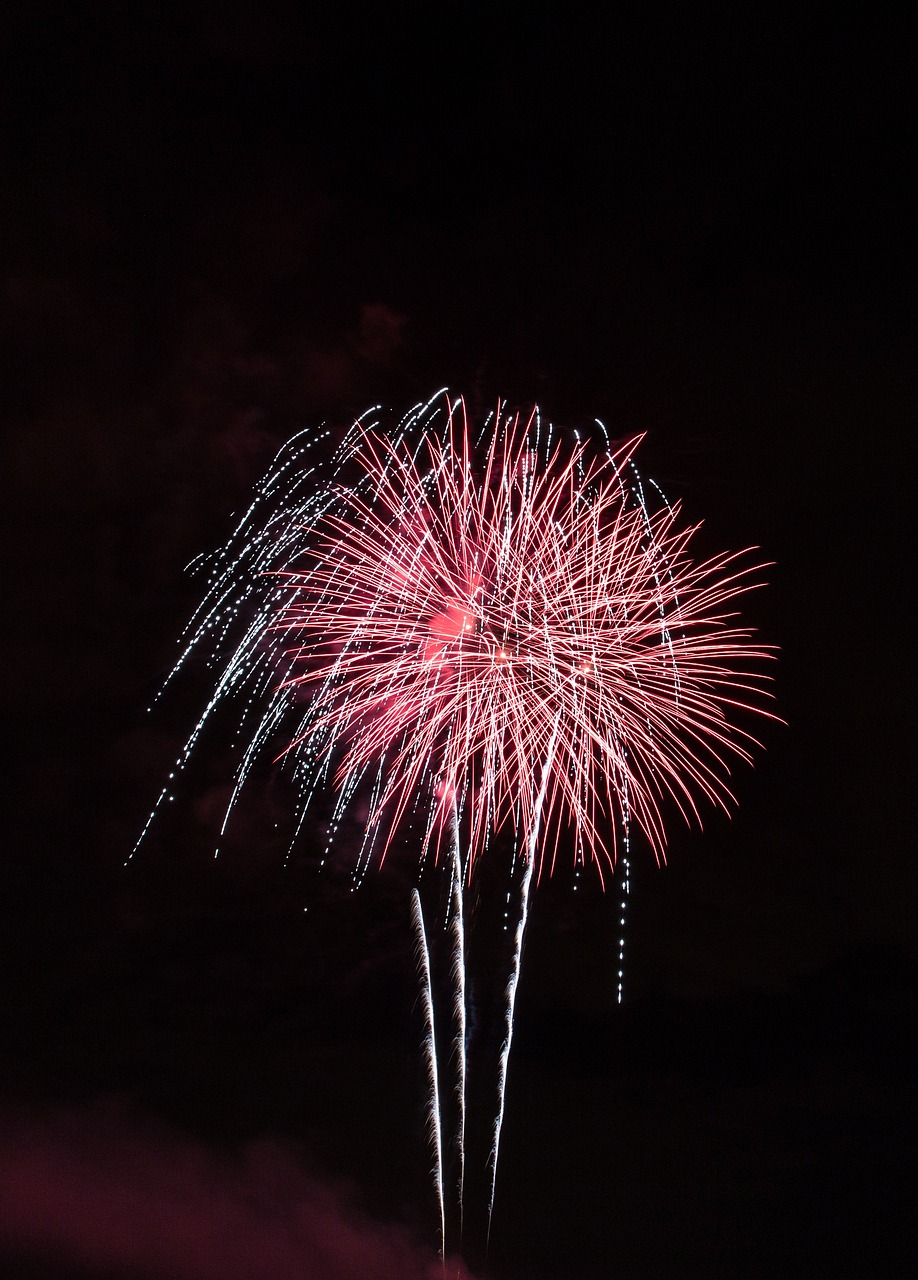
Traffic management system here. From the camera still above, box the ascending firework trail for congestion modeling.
[133,391,777,1259]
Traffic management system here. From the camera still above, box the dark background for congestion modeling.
[1,4,914,1278]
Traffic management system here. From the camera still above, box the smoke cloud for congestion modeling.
[0,1104,469,1280]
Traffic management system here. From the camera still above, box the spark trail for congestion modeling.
[412,888,445,1256]
[448,810,467,1240]
[488,716,560,1242]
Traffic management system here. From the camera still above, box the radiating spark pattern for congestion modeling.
[133,392,774,879]
[272,397,775,882]
[133,390,776,1257]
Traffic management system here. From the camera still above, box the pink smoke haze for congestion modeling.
[0,1106,467,1280]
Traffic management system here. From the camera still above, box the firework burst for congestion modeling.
[133,390,776,1257]
[273,397,774,883]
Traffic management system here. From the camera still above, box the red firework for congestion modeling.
[275,397,776,881]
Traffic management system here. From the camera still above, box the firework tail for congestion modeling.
[486,715,562,1246]
[411,889,446,1259]
[448,803,468,1245]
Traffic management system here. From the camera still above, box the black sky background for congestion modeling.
[1,4,915,1278]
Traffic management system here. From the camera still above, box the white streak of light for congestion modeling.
[449,808,467,1239]
[411,888,446,1258]
[487,716,561,1241]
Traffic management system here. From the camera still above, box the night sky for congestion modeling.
[1,5,915,1278]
